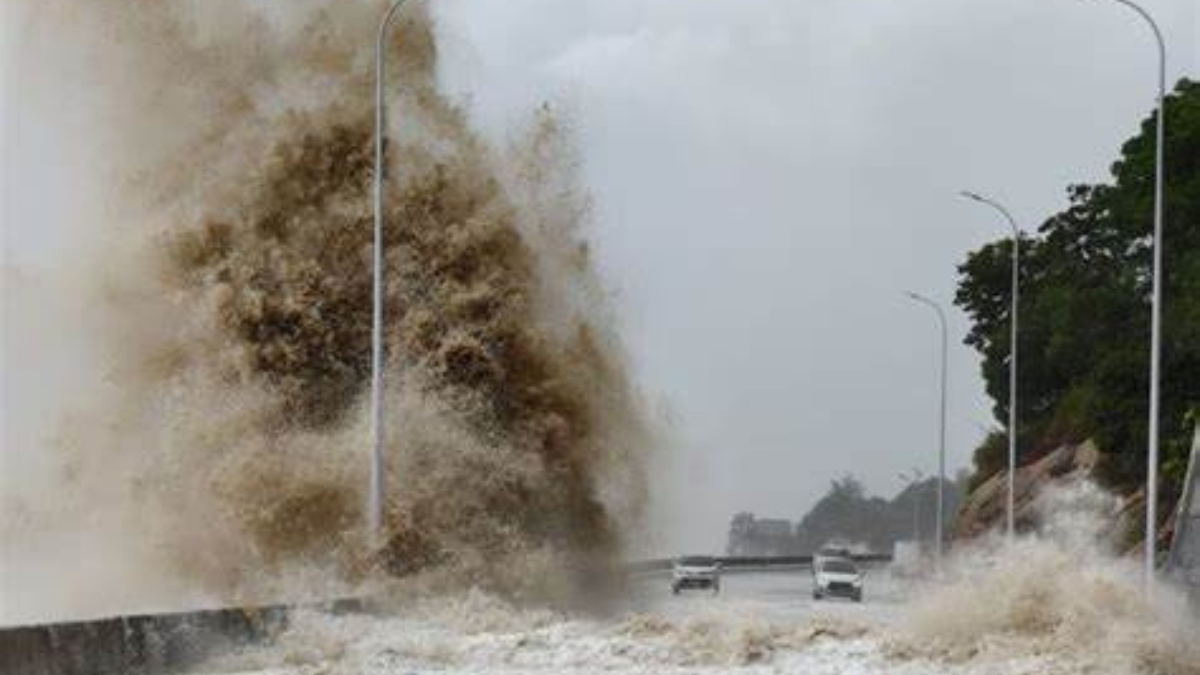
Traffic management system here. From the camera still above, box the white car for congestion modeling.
[671,555,722,595]
[814,546,852,566]
[812,556,863,602]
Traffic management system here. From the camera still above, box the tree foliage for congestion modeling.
[955,79,1200,496]
[791,475,963,554]
[725,475,965,555]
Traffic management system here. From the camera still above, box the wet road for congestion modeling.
[197,569,958,675]
[625,565,909,621]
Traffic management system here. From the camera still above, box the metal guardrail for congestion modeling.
[625,553,893,574]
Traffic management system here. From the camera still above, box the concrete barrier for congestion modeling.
[0,605,289,675]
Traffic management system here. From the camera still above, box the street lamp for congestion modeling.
[960,190,1020,547]
[1085,0,1167,586]
[899,468,925,544]
[370,0,410,544]
[906,291,948,569]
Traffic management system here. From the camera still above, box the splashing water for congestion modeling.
[194,482,1199,675]
[893,481,1200,675]
[4,0,649,621]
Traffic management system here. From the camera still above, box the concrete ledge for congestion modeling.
[0,605,289,675]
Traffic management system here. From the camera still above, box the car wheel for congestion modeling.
[672,585,680,595]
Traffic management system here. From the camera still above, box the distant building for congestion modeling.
[754,518,793,538]
[726,513,798,556]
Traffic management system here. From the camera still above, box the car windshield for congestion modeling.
[822,560,857,574]
[679,556,715,566]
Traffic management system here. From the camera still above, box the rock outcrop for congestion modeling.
[955,440,1101,540]
[953,439,1183,558]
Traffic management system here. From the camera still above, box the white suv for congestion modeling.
[671,556,722,595]
[812,556,863,602]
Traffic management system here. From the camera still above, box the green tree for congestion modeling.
[792,475,962,553]
[956,79,1200,505]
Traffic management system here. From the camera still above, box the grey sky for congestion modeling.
[4,0,1198,557]
[432,0,1197,553]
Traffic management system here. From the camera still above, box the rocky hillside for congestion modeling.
[954,439,1176,556]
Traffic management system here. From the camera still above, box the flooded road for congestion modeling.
[194,569,1082,675]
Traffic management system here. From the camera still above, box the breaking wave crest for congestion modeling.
[205,591,876,674]
[8,0,649,618]
[893,481,1200,675]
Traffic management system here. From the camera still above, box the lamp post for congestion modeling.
[370,0,410,544]
[906,291,948,569]
[899,468,925,544]
[960,191,1020,547]
[1086,0,1167,586]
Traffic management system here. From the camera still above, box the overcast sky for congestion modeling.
[4,0,1198,556]
[430,0,1197,553]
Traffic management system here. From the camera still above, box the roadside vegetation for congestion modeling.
[956,79,1199,507]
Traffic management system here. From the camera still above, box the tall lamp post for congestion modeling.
[960,191,1020,546]
[906,291,948,569]
[370,0,410,544]
[1086,0,1167,586]
[899,468,925,544]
